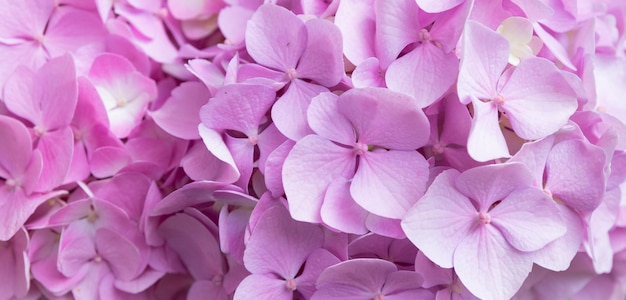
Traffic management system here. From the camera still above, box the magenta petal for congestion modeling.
[58,222,96,277]
[491,187,566,252]
[35,128,74,192]
[244,205,324,278]
[201,83,275,136]
[188,280,228,300]
[151,82,210,140]
[181,142,240,183]
[296,18,344,87]
[454,226,533,300]
[338,88,430,149]
[158,213,223,279]
[271,80,326,141]
[401,170,475,268]
[234,274,292,300]
[545,139,606,211]
[352,150,429,219]
[282,135,356,223]
[33,54,78,130]
[95,228,142,281]
[307,92,354,145]
[3,66,39,125]
[245,4,306,71]
[0,115,33,179]
[466,100,510,162]
[89,146,131,178]
[457,21,508,104]
[386,44,459,107]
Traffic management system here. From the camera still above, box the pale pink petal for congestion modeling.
[500,58,577,140]
[529,204,584,271]
[333,0,376,66]
[0,0,53,40]
[401,170,475,268]
[386,44,459,107]
[466,100,510,162]
[167,0,224,20]
[374,0,421,69]
[415,0,464,12]
[3,66,40,125]
[90,146,132,178]
[43,8,105,58]
[282,135,356,223]
[351,150,429,219]
[545,139,606,211]
[263,140,295,198]
[455,163,534,210]
[307,92,354,145]
[201,83,275,136]
[457,21,509,104]
[296,18,344,87]
[244,205,324,278]
[218,6,254,45]
[271,80,327,141]
[0,115,33,179]
[320,178,369,234]
[428,0,472,53]
[454,226,533,300]
[338,88,430,150]
[490,187,566,252]
[89,54,157,138]
[245,4,306,71]
[365,214,406,239]
[234,274,292,300]
[351,57,386,88]
[151,82,210,140]
[36,128,74,192]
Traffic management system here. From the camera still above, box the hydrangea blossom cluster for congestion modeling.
[1,0,626,299]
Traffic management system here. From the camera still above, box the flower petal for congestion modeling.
[351,150,429,219]
[401,169,475,268]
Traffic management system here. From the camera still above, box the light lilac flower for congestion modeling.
[243,3,344,140]
[4,54,77,191]
[402,163,567,300]
[88,53,157,139]
[457,21,577,161]
[283,88,430,226]
[234,205,340,300]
